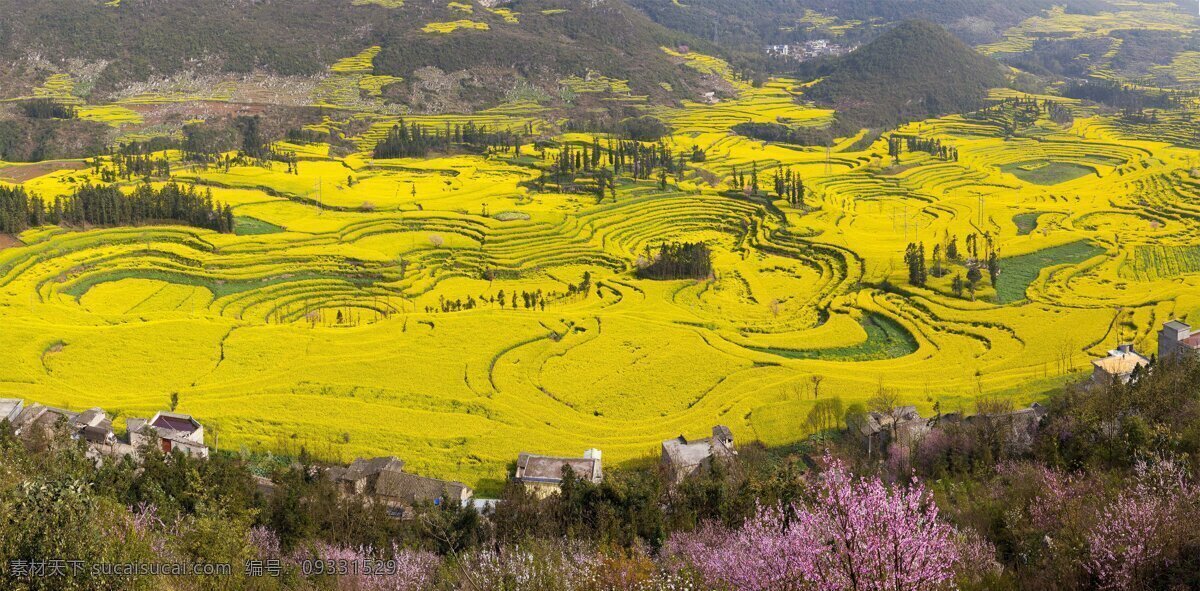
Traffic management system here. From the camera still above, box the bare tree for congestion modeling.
[811,374,825,400]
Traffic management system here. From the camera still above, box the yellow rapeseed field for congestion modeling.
[3,50,1199,492]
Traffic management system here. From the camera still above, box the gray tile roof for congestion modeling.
[516,453,602,484]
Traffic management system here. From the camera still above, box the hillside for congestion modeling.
[627,0,1112,48]
[802,20,1007,130]
[0,0,715,109]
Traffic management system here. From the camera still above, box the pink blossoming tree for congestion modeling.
[1085,458,1200,590]
[667,458,992,590]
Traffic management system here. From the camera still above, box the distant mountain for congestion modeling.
[802,20,1007,130]
[0,0,715,110]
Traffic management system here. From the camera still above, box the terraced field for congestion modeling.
[4,51,1200,492]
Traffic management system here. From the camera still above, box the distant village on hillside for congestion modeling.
[766,39,859,62]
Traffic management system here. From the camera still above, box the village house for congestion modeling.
[6,402,141,461]
[1159,320,1200,360]
[5,400,210,461]
[514,449,603,497]
[0,398,24,424]
[11,403,112,443]
[128,411,209,458]
[765,39,858,62]
[935,403,1049,455]
[660,425,736,484]
[327,456,473,516]
[852,402,1048,457]
[848,406,929,456]
[1091,344,1151,385]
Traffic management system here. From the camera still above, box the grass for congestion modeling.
[1000,161,1096,185]
[994,241,1105,304]
[234,217,286,236]
[1013,212,1046,236]
[746,313,919,361]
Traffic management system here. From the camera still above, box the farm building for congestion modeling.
[0,398,24,423]
[1091,344,1151,385]
[4,400,209,462]
[11,403,111,443]
[328,456,472,515]
[935,403,1048,454]
[127,411,209,458]
[660,425,736,484]
[1159,320,1200,360]
[848,406,930,456]
[7,402,137,461]
[514,449,603,497]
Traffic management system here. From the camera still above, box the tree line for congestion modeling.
[636,242,714,280]
[18,99,77,120]
[0,183,234,235]
[372,120,530,159]
[888,134,959,163]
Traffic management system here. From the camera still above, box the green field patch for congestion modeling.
[1013,211,1047,236]
[1000,161,1095,185]
[62,268,379,300]
[994,240,1105,304]
[1125,245,1200,281]
[234,216,285,236]
[746,313,918,361]
[493,211,531,222]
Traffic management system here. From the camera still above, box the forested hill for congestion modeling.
[802,20,1007,131]
[0,0,715,107]
[627,0,1120,48]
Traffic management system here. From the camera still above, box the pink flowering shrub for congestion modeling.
[1085,458,1200,590]
[459,541,705,591]
[461,542,603,590]
[666,458,991,591]
[290,542,440,591]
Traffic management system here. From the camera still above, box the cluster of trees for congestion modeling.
[636,242,714,280]
[732,121,835,147]
[903,233,1000,299]
[89,146,172,183]
[179,115,306,173]
[372,120,529,159]
[888,134,959,162]
[425,289,551,314]
[617,116,671,142]
[0,187,34,234]
[535,137,685,200]
[1047,100,1074,126]
[903,242,928,286]
[772,165,807,207]
[1062,79,1187,111]
[0,183,234,235]
[729,160,806,204]
[18,99,76,120]
[0,118,109,162]
[728,162,762,195]
[973,96,1072,136]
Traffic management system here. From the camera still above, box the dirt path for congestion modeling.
[0,233,22,250]
[0,161,86,183]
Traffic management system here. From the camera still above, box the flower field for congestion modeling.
[3,48,1200,492]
